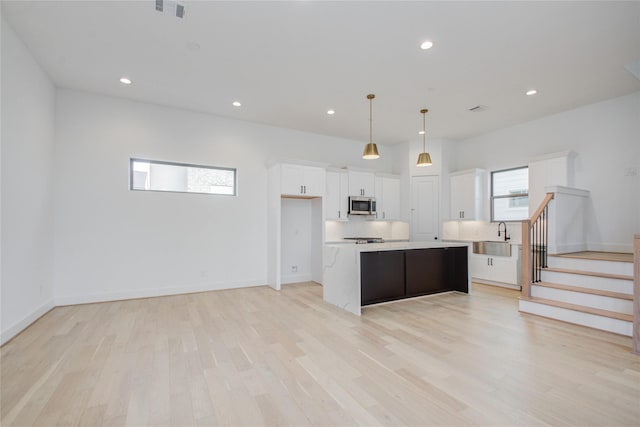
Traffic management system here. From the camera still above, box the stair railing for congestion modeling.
[521,192,554,298]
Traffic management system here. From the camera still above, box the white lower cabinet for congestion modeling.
[470,254,518,285]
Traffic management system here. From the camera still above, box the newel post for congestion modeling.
[521,220,532,298]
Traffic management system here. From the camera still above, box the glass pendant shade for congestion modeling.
[363,142,380,159]
[416,108,432,167]
[363,94,380,160]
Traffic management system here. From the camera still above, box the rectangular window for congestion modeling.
[130,158,236,196]
[491,166,528,221]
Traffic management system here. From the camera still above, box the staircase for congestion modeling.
[519,252,634,336]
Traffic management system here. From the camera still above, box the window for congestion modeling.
[491,166,528,221]
[130,158,236,196]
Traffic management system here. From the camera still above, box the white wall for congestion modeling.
[52,90,397,304]
[1,19,56,344]
[281,198,313,284]
[451,92,640,252]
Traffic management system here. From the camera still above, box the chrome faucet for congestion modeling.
[497,222,511,242]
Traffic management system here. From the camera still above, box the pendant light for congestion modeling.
[362,94,380,159]
[416,108,432,167]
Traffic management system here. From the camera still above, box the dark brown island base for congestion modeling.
[361,246,468,306]
[323,242,470,315]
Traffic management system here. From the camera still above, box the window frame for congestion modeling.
[129,158,237,196]
[490,165,528,222]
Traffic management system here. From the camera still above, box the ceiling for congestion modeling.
[3,1,639,145]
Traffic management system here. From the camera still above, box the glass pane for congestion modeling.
[187,167,235,195]
[493,196,529,221]
[130,159,236,195]
[492,167,528,197]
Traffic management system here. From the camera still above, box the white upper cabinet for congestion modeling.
[325,170,349,220]
[348,170,375,197]
[450,169,486,220]
[375,174,401,220]
[280,164,326,197]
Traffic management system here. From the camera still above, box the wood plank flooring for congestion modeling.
[552,251,634,263]
[2,283,639,426]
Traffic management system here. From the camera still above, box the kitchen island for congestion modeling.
[323,241,470,315]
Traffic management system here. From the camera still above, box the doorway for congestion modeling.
[411,176,440,241]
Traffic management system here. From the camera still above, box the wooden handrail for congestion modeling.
[530,192,554,223]
[521,192,555,298]
[633,234,639,355]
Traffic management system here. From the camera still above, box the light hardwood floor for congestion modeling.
[2,283,639,426]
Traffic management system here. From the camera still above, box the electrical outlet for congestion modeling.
[291,265,298,272]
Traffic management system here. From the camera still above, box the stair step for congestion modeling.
[519,296,633,322]
[533,281,632,300]
[543,267,633,281]
[547,254,633,276]
[540,269,633,294]
[550,251,633,263]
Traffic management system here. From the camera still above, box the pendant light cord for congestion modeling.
[369,97,373,144]
[422,111,426,151]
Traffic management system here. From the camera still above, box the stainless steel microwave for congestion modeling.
[349,196,377,215]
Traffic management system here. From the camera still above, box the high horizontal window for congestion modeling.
[491,166,528,222]
[130,158,236,196]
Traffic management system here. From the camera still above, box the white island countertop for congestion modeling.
[323,241,470,315]
[325,241,469,252]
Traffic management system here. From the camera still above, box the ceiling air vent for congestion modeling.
[468,105,487,112]
[155,0,185,18]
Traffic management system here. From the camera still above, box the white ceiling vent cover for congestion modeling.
[155,0,185,19]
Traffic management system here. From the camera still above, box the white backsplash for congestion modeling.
[326,218,409,242]
[442,220,522,244]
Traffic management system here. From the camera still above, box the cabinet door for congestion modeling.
[450,173,475,219]
[490,257,518,284]
[470,254,517,284]
[470,254,491,281]
[302,167,326,197]
[326,171,348,220]
[281,164,305,196]
[361,251,405,305]
[381,177,400,220]
[450,170,484,220]
[448,247,469,293]
[349,171,375,196]
[405,249,446,296]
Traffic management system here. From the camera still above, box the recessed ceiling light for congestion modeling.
[418,130,425,135]
[420,40,434,50]
[232,101,242,107]
[119,77,132,85]
[526,89,538,96]
[327,109,335,115]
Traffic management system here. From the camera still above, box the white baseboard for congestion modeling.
[472,278,521,290]
[54,279,266,306]
[281,273,313,285]
[1,299,55,345]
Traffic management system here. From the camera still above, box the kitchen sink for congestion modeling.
[472,241,511,257]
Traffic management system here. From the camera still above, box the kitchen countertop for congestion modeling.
[325,241,469,252]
